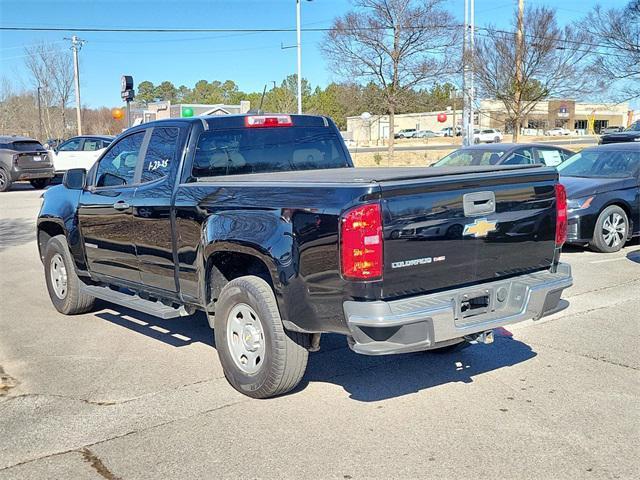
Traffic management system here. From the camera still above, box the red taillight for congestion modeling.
[555,183,567,246]
[341,203,383,280]
[245,115,292,128]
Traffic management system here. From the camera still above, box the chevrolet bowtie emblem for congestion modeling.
[463,218,497,238]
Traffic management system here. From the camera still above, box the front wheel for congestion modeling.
[214,276,309,399]
[590,205,629,253]
[30,178,50,189]
[494,136,501,143]
[44,235,95,314]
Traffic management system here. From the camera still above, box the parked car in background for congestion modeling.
[394,128,417,139]
[600,126,624,135]
[433,143,574,168]
[599,121,640,145]
[414,129,436,138]
[545,127,571,136]
[439,126,461,137]
[0,135,54,192]
[49,135,114,175]
[473,128,503,144]
[557,143,639,252]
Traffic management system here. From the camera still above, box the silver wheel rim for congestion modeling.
[50,253,68,299]
[226,303,265,375]
[0,171,6,189]
[602,212,626,248]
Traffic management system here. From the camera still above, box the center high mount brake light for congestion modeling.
[245,115,293,128]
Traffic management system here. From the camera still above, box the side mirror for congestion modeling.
[63,168,86,190]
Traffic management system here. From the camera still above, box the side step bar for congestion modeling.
[82,285,190,320]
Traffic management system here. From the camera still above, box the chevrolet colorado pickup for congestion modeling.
[38,114,572,398]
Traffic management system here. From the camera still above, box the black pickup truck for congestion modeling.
[38,114,572,398]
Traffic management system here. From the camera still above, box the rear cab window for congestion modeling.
[192,126,350,178]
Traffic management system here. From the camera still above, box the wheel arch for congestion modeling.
[202,243,282,328]
[37,219,66,262]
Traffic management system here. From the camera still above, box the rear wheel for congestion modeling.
[44,235,95,314]
[590,205,628,253]
[30,178,50,189]
[0,168,11,192]
[214,275,309,399]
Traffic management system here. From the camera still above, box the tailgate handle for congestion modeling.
[463,191,496,217]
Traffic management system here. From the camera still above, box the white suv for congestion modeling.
[49,135,114,174]
[473,128,503,144]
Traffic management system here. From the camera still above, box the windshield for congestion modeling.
[192,127,351,177]
[624,121,640,132]
[558,149,639,178]
[434,149,506,167]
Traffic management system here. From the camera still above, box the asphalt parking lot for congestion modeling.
[1,185,639,480]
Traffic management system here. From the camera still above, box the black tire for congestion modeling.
[474,138,480,144]
[494,136,501,143]
[214,275,309,399]
[589,205,629,253]
[44,235,95,315]
[0,168,11,192]
[30,178,50,189]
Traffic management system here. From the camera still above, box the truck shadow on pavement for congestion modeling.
[301,328,536,401]
[93,304,536,402]
[0,218,36,251]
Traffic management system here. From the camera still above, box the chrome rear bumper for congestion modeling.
[344,263,572,355]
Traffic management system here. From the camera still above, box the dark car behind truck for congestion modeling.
[0,136,54,191]
[37,114,572,398]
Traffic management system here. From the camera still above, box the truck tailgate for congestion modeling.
[380,166,558,299]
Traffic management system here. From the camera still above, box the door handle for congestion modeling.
[113,201,130,211]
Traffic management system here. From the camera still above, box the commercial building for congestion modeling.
[140,100,251,123]
[346,99,633,144]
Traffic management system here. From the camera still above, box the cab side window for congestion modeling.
[82,139,101,151]
[94,131,145,187]
[141,127,180,183]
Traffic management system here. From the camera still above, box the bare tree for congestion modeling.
[322,0,457,159]
[585,1,640,101]
[474,6,594,142]
[24,43,75,139]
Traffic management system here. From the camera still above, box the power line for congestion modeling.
[1,23,637,54]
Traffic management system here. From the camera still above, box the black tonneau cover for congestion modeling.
[196,164,546,184]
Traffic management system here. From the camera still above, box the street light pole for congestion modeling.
[296,0,302,114]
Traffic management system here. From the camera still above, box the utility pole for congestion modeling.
[66,35,85,135]
[36,85,43,141]
[514,0,525,142]
[462,0,475,146]
[296,0,303,114]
